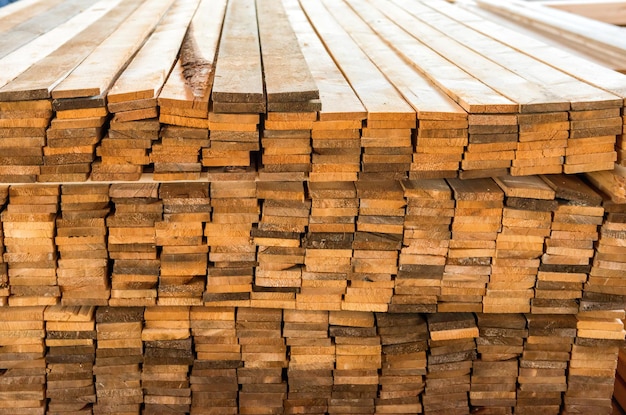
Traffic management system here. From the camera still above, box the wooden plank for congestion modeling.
[107,0,200,106]
[211,0,265,110]
[542,0,626,25]
[0,0,55,24]
[284,0,365,181]
[256,0,318,105]
[52,0,176,99]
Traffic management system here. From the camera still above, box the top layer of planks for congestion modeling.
[0,0,625,183]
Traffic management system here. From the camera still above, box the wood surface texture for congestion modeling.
[1,0,626,413]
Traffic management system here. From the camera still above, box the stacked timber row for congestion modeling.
[0,174,624,313]
[2,0,626,414]
[1,308,623,414]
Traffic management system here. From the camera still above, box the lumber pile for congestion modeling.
[3,0,626,413]
[443,178,503,313]
[489,175,555,314]
[423,312,478,415]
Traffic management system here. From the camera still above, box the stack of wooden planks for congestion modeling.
[2,0,626,413]
[189,306,240,415]
[204,179,257,307]
[536,174,603,314]
[283,310,333,414]
[44,305,96,414]
[329,311,380,415]
[0,306,47,415]
[1,0,626,181]
[157,183,209,306]
[443,178,503,313]
[141,306,193,414]
[93,307,144,415]
[518,314,577,415]
[236,307,287,415]
[423,312,478,415]
[376,312,427,414]
[3,185,59,306]
[107,184,161,307]
[56,184,110,306]
[488,175,555,314]
[471,313,527,413]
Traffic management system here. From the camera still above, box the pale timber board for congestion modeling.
[211,0,264,105]
[0,0,46,19]
[301,0,415,122]
[0,0,65,34]
[344,0,515,114]
[447,177,503,201]
[334,0,466,121]
[428,0,626,104]
[493,174,556,200]
[282,0,366,121]
[283,0,367,121]
[0,0,144,101]
[405,0,621,111]
[475,0,626,66]
[0,0,125,92]
[542,0,626,25]
[52,0,177,99]
[458,0,626,72]
[376,0,568,113]
[107,0,201,105]
[0,0,99,60]
[257,0,318,103]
